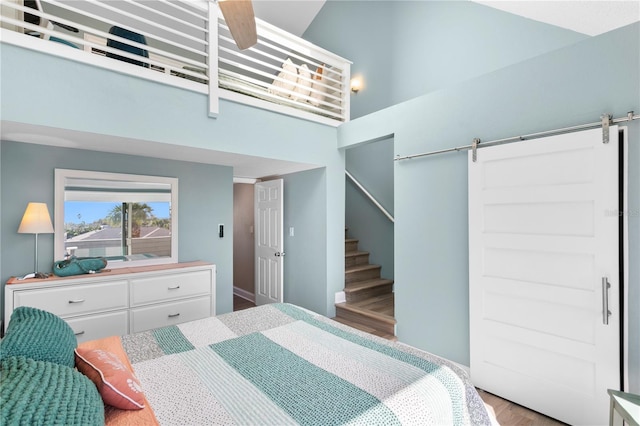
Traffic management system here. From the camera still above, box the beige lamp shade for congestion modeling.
[18,202,54,234]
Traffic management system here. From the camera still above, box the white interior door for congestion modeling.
[254,179,284,305]
[469,126,620,425]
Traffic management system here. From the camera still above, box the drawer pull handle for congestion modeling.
[168,313,180,318]
[168,285,180,290]
[74,331,85,336]
[68,299,85,304]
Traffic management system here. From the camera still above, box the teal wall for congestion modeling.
[339,23,640,392]
[304,0,588,119]
[345,137,394,279]
[0,44,340,167]
[0,141,234,315]
[2,1,636,392]
[282,168,328,313]
[306,0,592,348]
[0,41,346,321]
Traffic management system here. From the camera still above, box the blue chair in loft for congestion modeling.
[106,26,149,68]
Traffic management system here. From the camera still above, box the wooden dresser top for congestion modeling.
[6,261,212,285]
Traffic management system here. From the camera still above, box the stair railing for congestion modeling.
[345,170,394,223]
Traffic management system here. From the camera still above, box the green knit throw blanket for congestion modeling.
[1,356,104,425]
[0,306,77,367]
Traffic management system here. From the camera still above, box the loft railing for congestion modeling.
[0,0,350,125]
[0,0,209,92]
[215,16,351,125]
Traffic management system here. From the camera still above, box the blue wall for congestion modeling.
[305,0,592,339]
[304,1,588,119]
[0,141,234,315]
[304,1,396,119]
[345,137,394,279]
[0,44,340,168]
[0,41,346,320]
[339,23,640,392]
[282,167,328,313]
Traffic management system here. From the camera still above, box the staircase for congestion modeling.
[334,235,397,341]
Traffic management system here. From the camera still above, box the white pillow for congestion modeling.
[309,64,327,107]
[290,64,312,102]
[269,58,298,98]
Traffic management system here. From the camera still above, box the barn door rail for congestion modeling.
[395,111,638,162]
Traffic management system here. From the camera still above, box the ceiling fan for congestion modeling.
[218,0,258,50]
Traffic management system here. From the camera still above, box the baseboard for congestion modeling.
[335,291,346,304]
[233,287,255,302]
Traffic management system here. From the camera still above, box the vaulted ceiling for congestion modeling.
[254,0,640,37]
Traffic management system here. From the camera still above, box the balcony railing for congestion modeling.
[0,0,350,125]
[216,16,351,125]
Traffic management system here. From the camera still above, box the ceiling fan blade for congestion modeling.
[219,0,257,50]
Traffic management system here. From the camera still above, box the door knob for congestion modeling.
[275,252,286,257]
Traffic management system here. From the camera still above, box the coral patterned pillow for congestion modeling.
[74,348,145,410]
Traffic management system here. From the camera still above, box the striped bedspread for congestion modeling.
[120,303,492,425]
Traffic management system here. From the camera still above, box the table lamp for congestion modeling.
[18,202,54,279]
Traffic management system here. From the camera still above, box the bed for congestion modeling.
[1,304,496,425]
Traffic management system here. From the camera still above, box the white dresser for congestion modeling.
[4,261,215,343]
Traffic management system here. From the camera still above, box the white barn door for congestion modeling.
[255,179,284,305]
[469,127,620,425]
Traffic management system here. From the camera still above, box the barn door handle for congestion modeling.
[602,277,611,325]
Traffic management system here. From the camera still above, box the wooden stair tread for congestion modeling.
[345,264,380,273]
[352,293,395,316]
[345,250,369,258]
[332,318,397,341]
[336,300,396,325]
[332,317,378,333]
[345,278,393,291]
[341,235,396,340]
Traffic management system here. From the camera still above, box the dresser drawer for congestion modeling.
[130,296,211,333]
[65,311,129,343]
[13,281,128,318]
[131,270,211,306]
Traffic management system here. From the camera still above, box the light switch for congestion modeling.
[289,227,295,237]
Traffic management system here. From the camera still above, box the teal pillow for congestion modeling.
[1,356,104,425]
[0,306,77,367]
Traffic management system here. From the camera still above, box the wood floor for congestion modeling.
[477,389,566,426]
[233,294,255,311]
[339,237,397,340]
[333,293,397,341]
[232,295,565,426]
